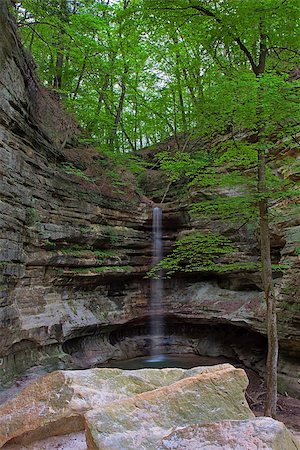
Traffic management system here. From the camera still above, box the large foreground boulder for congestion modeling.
[0,364,251,447]
[160,418,300,450]
[85,364,253,449]
[0,365,191,447]
[1,364,298,450]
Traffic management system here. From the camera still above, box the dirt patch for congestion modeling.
[244,367,300,433]
[61,145,142,203]
[4,432,87,450]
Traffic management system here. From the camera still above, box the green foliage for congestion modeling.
[60,246,116,260]
[216,142,257,168]
[15,0,299,290]
[25,207,39,226]
[157,150,213,182]
[61,163,93,181]
[271,264,290,272]
[190,195,257,222]
[68,265,131,275]
[16,0,300,155]
[147,228,290,278]
[148,231,240,278]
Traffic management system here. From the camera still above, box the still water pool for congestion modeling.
[99,354,237,370]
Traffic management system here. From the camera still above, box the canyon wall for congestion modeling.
[0,1,299,397]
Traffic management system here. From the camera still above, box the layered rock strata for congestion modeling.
[0,0,299,399]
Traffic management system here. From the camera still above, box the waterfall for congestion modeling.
[149,206,165,361]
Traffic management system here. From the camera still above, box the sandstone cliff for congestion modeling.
[0,0,299,399]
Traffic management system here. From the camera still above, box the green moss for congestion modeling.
[67,265,131,275]
[106,227,120,244]
[61,245,91,257]
[44,240,57,249]
[61,162,93,181]
[94,249,117,262]
[25,207,39,226]
[281,301,300,313]
[60,246,117,260]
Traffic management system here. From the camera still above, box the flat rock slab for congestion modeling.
[160,418,300,450]
[85,364,253,449]
[0,364,238,447]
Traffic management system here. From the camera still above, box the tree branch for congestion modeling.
[189,4,259,74]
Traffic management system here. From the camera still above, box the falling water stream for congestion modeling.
[99,206,239,370]
[99,209,242,370]
[149,206,165,361]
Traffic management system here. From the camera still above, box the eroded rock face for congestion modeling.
[0,1,152,379]
[0,0,299,400]
[160,418,300,450]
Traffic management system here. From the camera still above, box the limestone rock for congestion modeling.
[85,364,253,450]
[160,418,300,450]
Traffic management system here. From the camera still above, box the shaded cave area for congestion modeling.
[1,316,300,433]
[62,319,268,377]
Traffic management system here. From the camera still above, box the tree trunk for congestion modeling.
[189,5,279,416]
[109,66,128,148]
[53,49,64,90]
[73,55,87,99]
[96,75,110,113]
[52,0,68,91]
[172,33,187,132]
[258,147,278,418]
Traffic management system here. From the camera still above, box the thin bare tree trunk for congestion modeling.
[189,5,279,416]
[172,33,187,132]
[109,67,128,148]
[52,0,68,91]
[73,55,87,99]
[53,49,64,89]
[96,74,110,113]
[258,148,278,417]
